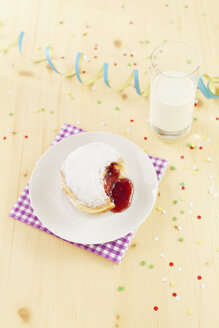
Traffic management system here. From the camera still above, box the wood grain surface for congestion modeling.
[0,0,219,327]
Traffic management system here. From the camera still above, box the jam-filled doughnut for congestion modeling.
[60,142,133,214]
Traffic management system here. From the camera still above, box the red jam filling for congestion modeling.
[104,163,133,213]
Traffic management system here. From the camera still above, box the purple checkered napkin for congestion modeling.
[9,123,168,264]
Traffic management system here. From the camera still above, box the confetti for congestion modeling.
[189,210,193,214]
[180,197,185,201]
[3,137,7,140]
[34,109,40,113]
[175,296,180,301]
[216,247,219,252]
[117,286,125,292]
[9,112,14,116]
[189,202,194,207]
[184,165,189,170]
[169,262,174,267]
[178,237,184,242]
[154,236,158,241]
[52,128,57,132]
[180,210,185,214]
[162,277,167,282]
[172,217,177,221]
[140,261,146,266]
[170,281,176,286]
[8,90,12,94]
[50,110,54,114]
[157,206,163,212]
[172,292,177,297]
[198,239,203,244]
[178,225,183,231]
[76,121,81,125]
[115,106,120,111]
[170,166,176,170]
[160,253,165,258]
[148,264,154,269]
[130,119,134,122]
[24,135,28,139]
[162,209,167,214]
[201,284,205,289]
[180,155,184,159]
[177,267,182,272]
[153,306,158,311]
[187,310,193,315]
[97,100,102,104]
[101,122,106,126]
[41,108,45,112]
[197,215,201,220]
[197,275,202,280]
[173,200,179,205]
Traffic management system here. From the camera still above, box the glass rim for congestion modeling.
[150,41,201,78]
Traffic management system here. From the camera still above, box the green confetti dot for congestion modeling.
[180,210,185,214]
[172,216,178,221]
[163,40,167,43]
[41,108,45,112]
[178,237,184,242]
[202,12,206,16]
[127,63,132,66]
[180,182,184,186]
[9,112,14,116]
[139,40,144,44]
[117,286,125,292]
[173,200,178,205]
[115,106,120,111]
[195,168,200,172]
[148,264,154,269]
[186,59,191,64]
[193,117,198,121]
[140,261,146,266]
[187,143,192,147]
[170,166,176,170]
[97,100,102,104]
[145,40,150,44]
[50,110,54,114]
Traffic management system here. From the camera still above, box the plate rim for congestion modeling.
[29,131,158,244]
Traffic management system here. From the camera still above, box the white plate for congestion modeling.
[29,132,158,244]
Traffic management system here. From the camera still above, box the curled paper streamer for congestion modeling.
[198,74,219,99]
[17,31,150,97]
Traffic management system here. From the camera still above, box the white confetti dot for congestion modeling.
[84,56,90,62]
[177,267,182,272]
[194,99,198,104]
[209,186,214,194]
[8,90,12,94]
[193,166,197,170]
[201,284,205,289]
[162,277,167,282]
[101,121,106,126]
[208,174,213,179]
[207,157,212,162]
[189,202,194,207]
[154,236,159,241]
[176,296,180,301]
[76,121,81,125]
[189,210,193,214]
[178,225,183,231]
[6,128,10,133]
[91,86,96,90]
[162,209,167,214]
[210,116,214,120]
[60,51,65,56]
[213,193,218,199]
[126,128,130,132]
[160,253,165,258]
[206,138,211,143]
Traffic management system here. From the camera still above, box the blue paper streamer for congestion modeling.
[75,52,82,83]
[103,63,111,88]
[18,31,24,54]
[133,69,142,95]
[198,76,219,99]
[45,46,60,74]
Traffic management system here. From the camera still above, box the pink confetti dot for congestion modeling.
[123,53,127,56]
[197,275,202,280]
[133,63,137,66]
[185,5,188,8]
[165,4,169,7]
[129,21,134,24]
[153,306,158,311]
[61,56,64,59]
[169,262,174,267]
[94,56,98,59]
[114,63,117,66]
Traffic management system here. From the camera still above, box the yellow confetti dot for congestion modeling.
[9,124,14,128]
[122,131,127,135]
[34,109,40,113]
[187,310,193,315]
[36,46,41,50]
[180,197,185,201]
[71,34,75,38]
[169,281,176,287]
[203,135,208,140]
[184,165,190,170]
[67,92,72,96]
[198,239,203,244]
[100,5,105,9]
[142,71,147,75]
[216,247,219,252]
[213,145,218,149]
[52,128,57,132]
[157,206,163,213]
[192,171,197,175]
[142,148,147,152]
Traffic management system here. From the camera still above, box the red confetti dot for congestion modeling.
[133,63,137,66]
[129,21,134,24]
[194,103,198,107]
[182,186,185,190]
[130,54,134,57]
[94,56,98,59]
[216,117,219,120]
[190,146,194,150]
[24,135,28,139]
[180,155,184,159]
[3,137,6,140]
[172,293,177,297]
[82,70,86,74]
[165,4,169,7]
[153,306,158,311]
[82,33,87,36]
[199,146,203,149]
[197,215,201,220]
[94,47,97,50]
[85,25,89,28]
[114,63,117,66]
[59,21,64,24]
[169,262,174,267]
[123,53,127,56]
[197,275,202,280]
[61,56,64,59]
[144,137,148,140]
[130,119,134,122]
[185,5,188,8]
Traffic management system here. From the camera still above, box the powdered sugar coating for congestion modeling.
[62,142,121,207]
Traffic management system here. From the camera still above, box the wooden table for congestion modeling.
[1,0,219,327]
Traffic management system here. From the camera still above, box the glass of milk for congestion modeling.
[150,42,201,139]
